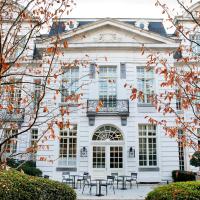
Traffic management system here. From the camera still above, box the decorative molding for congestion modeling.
[93,33,122,42]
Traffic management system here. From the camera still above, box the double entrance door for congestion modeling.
[92,144,124,177]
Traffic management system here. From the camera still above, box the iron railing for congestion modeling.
[0,108,25,123]
[87,99,129,116]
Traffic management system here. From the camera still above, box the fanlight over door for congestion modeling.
[92,125,124,178]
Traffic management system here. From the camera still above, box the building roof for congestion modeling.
[48,18,167,37]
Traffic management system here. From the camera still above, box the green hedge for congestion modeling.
[7,159,42,177]
[172,170,196,182]
[0,170,76,200]
[145,181,200,200]
[190,151,200,167]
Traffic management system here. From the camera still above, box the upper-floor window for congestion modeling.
[33,79,41,109]
[137,67,154,104]
[6,79,22,109]
[139,124,157,167]
[120,63,126,79]
[176,89,182,111]
[12,36,26,60]
[61,67,79,102]
[59,124,77,166]
[99,66,117,108]
[89,63,96,79]
[190,34,200,55]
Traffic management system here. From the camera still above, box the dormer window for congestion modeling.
[135,21,149,30]
[140,23,145,29]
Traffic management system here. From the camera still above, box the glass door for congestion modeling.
[92,145,124,177]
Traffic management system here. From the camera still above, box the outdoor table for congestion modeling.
[70,175,80,189]
[94,178,106,196]
[118,175,130,190]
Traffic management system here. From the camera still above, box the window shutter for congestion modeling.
[120,63,126,79]
[89,63,95,79]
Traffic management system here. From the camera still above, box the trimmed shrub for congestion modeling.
[0,170,76,200]
[172,170,196,182]
[190,151,200,167]
[7,159,42,177]
[145,181,200,200]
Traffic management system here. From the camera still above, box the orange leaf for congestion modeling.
[43,106,48,112]
[63,40,68,48]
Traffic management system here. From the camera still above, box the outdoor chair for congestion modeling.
[125,173,138,188]
[62,172,73,186]
[82,175,97,195]
[77,172,89,188]
[111,172,123,189]
[100,175,115,195]
[43,175,49,179]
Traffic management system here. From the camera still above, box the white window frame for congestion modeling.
[178,130,185,171]
[4,129,18,154]
[61,67,79,103]
[190,34,200,55]
[99,66,117,107]
[33,79,41,109]
[30,129,38,160]
[139,124,157,167]
[137,67,154,104]
[58,124,77,167]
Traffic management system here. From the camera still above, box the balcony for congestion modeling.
[87,100,129,126]
[0,108,25,124]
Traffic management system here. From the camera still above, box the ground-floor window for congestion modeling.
[178,130,185,171]
[139,124,157,166]
[59,124,77,166]
[5,129,18,154]
[30,129,38,160]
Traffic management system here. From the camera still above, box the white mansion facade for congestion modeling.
[1,2,200,183]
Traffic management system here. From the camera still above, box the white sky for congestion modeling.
[67,0,199,33]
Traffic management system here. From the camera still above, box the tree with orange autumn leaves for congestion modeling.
[129,0,200,155]
[0,0,90,166]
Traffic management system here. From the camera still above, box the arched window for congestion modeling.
[92,125,123,141]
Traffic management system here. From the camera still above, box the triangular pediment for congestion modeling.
[41,18,177,47]
[63,19,176,45]
[183,2,200,18]
[65,24,166,44]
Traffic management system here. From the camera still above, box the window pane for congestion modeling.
[139,125,157,167]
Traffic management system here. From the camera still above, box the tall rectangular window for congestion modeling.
[30,129,38,160]
[5,129,18,154]
[99,66,117,108]
[7,79,22,109]
[137,67,154,104]
[176,89,182,111]
[178,130,185,171]
[139,125,157,166]
[120,63,126,79]
[190,34,200,55]
[61,67,79,102]
[33,79,41,109]
[89,63,96,79]
[59,124,77,166]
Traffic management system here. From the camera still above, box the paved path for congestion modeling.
[76,184,158,200]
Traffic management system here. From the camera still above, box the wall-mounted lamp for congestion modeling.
[80,147,88,157]
[128,147,135,158]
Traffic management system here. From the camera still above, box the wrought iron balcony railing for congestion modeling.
[87,99,129,116]
[0,108,25,123]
